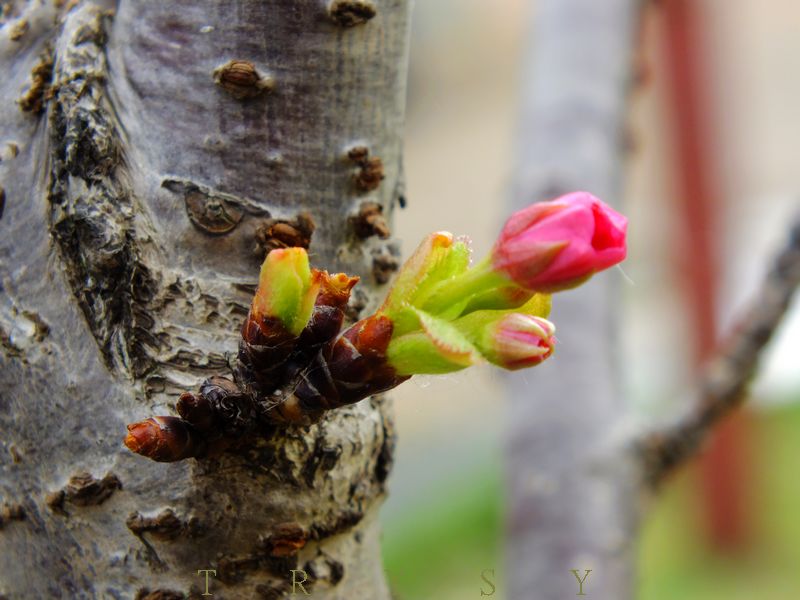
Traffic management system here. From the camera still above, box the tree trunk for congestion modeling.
[0,1,411,598]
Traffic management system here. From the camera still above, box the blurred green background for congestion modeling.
[382,402,800,599]
[383,463,504,599]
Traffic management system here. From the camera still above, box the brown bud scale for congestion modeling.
[328,0,377,28]
[213,60,274,99]
[126,509,186,541]
[125,417,206,462]
[259,522,308,557]
[18,53,53,114]
[351,201,390,239]
[347,147,385,192]
[254,212,316,255]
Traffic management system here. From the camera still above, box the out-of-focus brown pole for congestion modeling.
[661,0,750,550]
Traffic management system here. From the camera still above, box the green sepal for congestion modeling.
[460,285,534,313]
[410,238,472,305]
[381,233,472,335]
[444,293,552,347]
[386,307,482,375]
[252,248,320,335]
[517,293,552,319]
[416,257,508,319]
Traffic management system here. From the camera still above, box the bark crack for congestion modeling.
[47,6,156,377]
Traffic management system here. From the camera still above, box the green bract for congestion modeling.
[382,234,554,375]
[386,307,483,375]
[381,232,472,335]
[252,248,319,335]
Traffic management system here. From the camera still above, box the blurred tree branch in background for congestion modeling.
[642,217,800,485]
[506,0,644,598]
[506,1,800,598]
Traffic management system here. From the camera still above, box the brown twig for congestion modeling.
[640,214,800,486]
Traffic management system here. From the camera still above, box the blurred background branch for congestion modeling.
[505,0,643,598]
[642,216,800,485]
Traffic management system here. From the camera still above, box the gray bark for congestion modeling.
[0,1,411,598]
[505,1,643,599]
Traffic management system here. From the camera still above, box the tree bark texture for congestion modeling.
[505,1,643,599]
[0,1,411,598]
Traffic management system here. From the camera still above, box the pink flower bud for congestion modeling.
[489,314,556,369]
[491,192,627,292]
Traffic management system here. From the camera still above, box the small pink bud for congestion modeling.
[489,314,556,369]
[491,191,627,292]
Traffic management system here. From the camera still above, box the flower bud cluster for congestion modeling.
[126,192,626,462]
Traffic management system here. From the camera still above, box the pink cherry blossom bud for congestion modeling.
[487,313,556,370]
[491,191,627,292]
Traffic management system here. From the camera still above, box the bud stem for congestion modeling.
[418,258,509,316]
